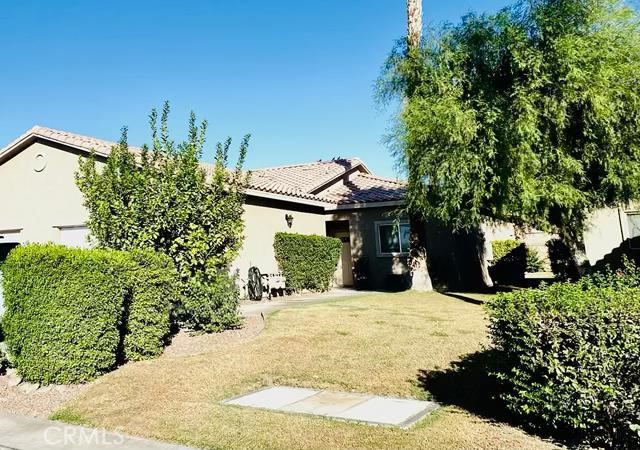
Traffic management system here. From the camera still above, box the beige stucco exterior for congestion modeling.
[231,198,327,288]
[583,207,627,265]
[0,141,97,243]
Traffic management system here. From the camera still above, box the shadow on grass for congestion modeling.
[441,292,486,306]
[418,350,561,445]
[417,349,509,421]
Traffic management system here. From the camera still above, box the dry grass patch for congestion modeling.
[53,292,558,449]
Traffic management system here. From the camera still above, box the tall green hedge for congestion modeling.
[273,233,341,292]
[124,250,178,361]
[2,245,129,384]
[1,244,179,384]
[486,267,640,448]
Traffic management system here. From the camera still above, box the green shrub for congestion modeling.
[491,239,520,261]
[525,249,544,272]
[546,238,579,280]
[489,241,527,284]
[1,244,180,384]
[2,244,129,384]
[273,233,342,292]
[123,250,179,361]
[175,273,241,333]
[486,267,640,448]
[492,239,544,273]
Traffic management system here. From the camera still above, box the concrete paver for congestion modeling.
[225,386,318,410]
[333,396,436,427]
[282,390,370,416]
[223,386,438,428]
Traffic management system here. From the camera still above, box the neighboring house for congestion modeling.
[0,126,413,291]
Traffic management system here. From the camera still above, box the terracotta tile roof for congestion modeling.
[0,125,143,158]
[248,158,365,202]
[250,159,406,205]
[1,126,407,206]
[319,172,407,204]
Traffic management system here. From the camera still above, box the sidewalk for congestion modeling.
[0,413,194,450]
[240,287,377,316]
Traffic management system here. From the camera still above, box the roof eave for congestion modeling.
[245,188,334,208]
[0,130,111,166]
[323,199,405,211]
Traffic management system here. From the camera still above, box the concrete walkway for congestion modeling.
[0,413,194,450]
[223,386,438,428]
[240,288,377,316]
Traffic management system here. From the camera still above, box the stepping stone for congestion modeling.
[223,386,438,428]
[282,390,370,416]
[225,386,318,409]
[333,396,437,427]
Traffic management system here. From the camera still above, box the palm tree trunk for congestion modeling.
[405,0,433,292]
[407,0,422,50]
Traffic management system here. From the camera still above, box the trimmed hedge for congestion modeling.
[2,245,128,384]
[274,233,341,292]
[486,267,640,448]
[491,239,545,273]
[1,244,179,384]
[176,273,241,333]
[123,250,178,361]
[491,239,520,261]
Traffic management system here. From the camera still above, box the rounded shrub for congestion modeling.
[273,232,342,292]
[123,249,180,361]
[486,267,640,448]
[1,244,180,384]
[2,244,130,384]
[175,273,241,333]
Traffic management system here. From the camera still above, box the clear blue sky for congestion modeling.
[0,0,509,177]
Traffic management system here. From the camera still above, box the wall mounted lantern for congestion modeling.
[285,214,294,228]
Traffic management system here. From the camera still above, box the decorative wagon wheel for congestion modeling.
[247,266,264,301]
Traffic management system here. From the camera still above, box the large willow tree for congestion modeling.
[380,0,640,244]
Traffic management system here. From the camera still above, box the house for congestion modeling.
[0,126,416,291]
[2,126,631,292]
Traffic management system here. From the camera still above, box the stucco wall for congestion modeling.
[231,197,327,292]
[327,207,410,291]
[0,141,96,243]
[583,208,625,265]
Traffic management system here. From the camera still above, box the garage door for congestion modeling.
[58,226,91,248]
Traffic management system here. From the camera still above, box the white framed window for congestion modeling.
[375,220,410,257]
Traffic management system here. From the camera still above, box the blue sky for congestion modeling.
[0,1,509,177]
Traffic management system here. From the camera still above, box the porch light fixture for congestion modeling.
[285,214,294,228]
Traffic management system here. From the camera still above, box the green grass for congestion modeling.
[53,292,558,449]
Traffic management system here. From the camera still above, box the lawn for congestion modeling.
[53,292,557,449]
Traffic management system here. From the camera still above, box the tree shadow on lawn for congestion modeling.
[417,350,559,445]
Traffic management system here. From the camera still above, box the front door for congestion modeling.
[339,235,354,287]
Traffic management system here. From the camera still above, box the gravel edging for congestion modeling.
[0,372,88,419]
[162,313,265,358]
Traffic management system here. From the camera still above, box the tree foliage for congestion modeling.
[76,102,249,330]
[379,0,640,241]
[77,102,249,283]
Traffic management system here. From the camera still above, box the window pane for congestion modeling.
[399,224,411,253]
[379,224,400,254]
